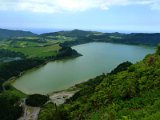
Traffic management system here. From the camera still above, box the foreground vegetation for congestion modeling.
[38,45,160,120]
[0,88,26,120]
[26,94,49,107]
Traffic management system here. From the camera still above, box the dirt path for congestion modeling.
[18,102,40,120]
[49,91,76,105]
[18,90,77,120]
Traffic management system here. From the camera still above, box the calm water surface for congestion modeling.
[12,42,155,94]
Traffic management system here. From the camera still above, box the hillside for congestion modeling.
[1,29,160,58]
[0,28,36,40]
[1,28,160,46]
[40,29,101,38]
[38,45,160,120]
[89,33,160,46]
[41,29,160,47]
[60,31,160,47]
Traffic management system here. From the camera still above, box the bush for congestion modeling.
[156,44,160,55]
[0,90,23,120]
[38,103,69,120]
[110,61,132,74]
[26,94,49,107]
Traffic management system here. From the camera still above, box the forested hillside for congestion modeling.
[0,29,160,60]
[38,45,160,120]
[40,29,100,38]
[89,33,160,46]
[1,28,160,46]
[60,31,160,47]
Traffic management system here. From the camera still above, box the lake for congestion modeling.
[12,42,155,94]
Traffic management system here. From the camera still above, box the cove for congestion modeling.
[12,42,155,94]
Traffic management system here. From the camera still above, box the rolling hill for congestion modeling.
[0,28,37,40]
[40,29,102,38]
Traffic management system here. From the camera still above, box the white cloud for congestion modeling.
[150,0,160,10]
[0,0,160,13]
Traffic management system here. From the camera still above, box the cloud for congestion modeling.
[0,0,160,13]
[150,0,160,10]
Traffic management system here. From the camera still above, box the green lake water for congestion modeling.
[12,42,155,94]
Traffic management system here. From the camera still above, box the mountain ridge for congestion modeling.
[0,28,37,40]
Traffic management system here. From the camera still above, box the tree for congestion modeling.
[26,94,49,107]
[0,91,23,120]
[156,44,160,55]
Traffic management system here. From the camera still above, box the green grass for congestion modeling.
[0,35,76,58]
[8,44,61,58]
[17,36,40,39]
[109,35,122,39]
[3,80,26,98]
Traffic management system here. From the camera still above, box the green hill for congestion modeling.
[89,33,160,46]
[43,30,160,46]
[38,45,160,120]
[40,29,101,38]
[1,28,160,46]
[0,28,37,40]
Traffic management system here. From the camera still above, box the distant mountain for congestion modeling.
[1,28,160,46]
[89,33,160,46]
[0,28,37,40]
[41,29,160,46]
[40,29,102,37]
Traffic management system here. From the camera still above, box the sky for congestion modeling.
[0,0,160,33]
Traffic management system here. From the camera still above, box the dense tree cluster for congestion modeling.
[156,44,160,55]
[38,103,69,120]
[0,49,25,58]
[110,61,133,74]
[26,94,49,107]
[0,90,23,120]
[0,59,45,91]
[56,46,81,59]
[11,38,46,43]
[0,59,45,80]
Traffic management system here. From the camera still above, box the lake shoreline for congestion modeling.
[9,42,155,95]
[6,42,84,93]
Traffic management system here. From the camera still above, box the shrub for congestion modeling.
[156,44,160,55]
[26,94,49,107]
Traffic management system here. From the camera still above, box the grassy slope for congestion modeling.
[85,54,160,120]
[38,46,160,120]
[8,44,60,58]
[68,49,160,120]
[0,35,76,58]
[1,30,160,59]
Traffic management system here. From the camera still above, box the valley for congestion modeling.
[0,28,160,120]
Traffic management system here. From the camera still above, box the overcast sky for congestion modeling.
[0,0,160,33]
